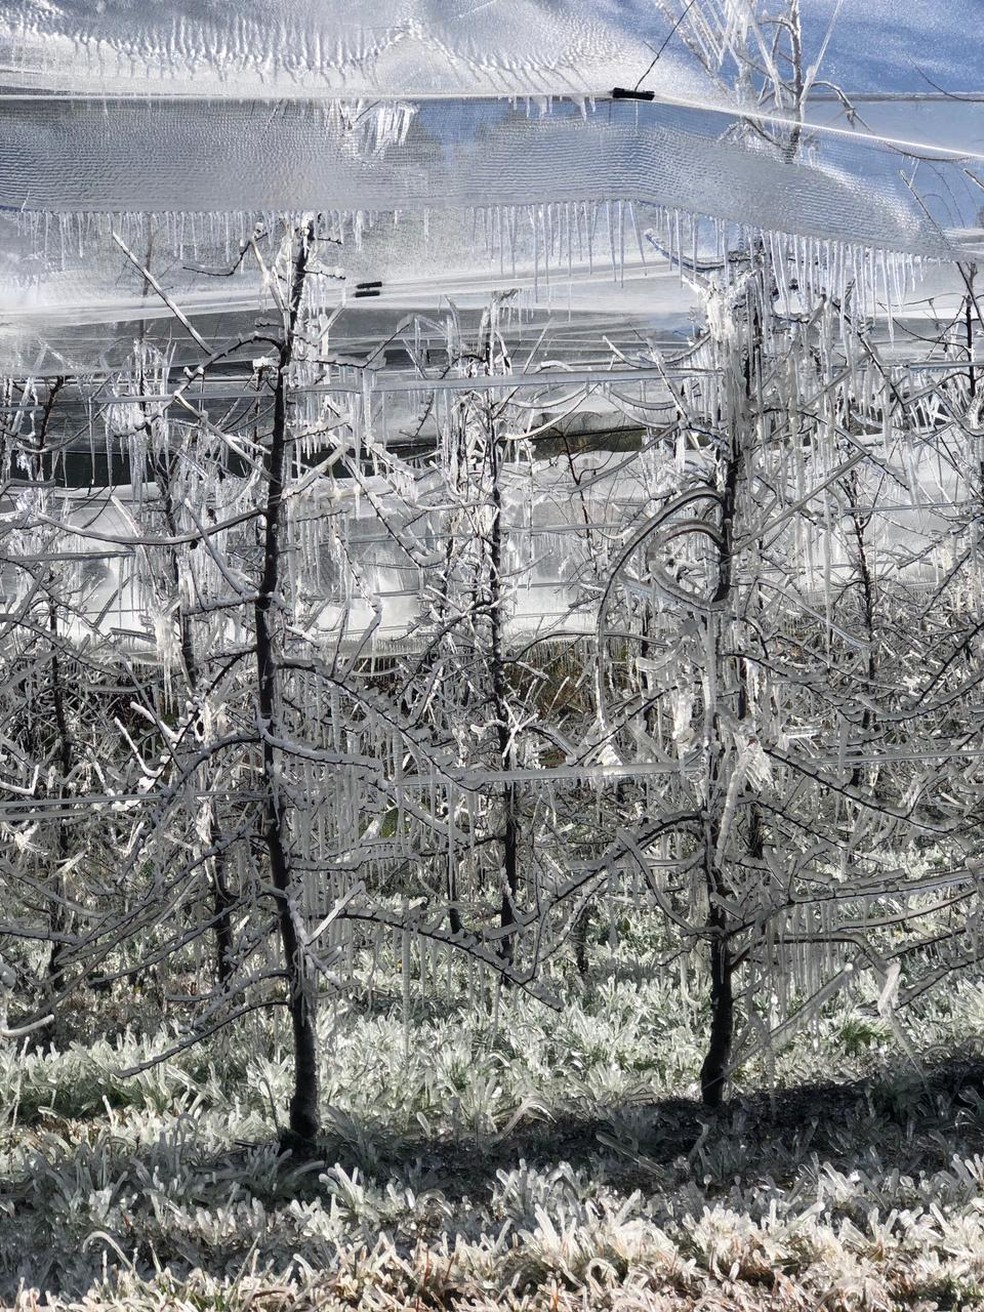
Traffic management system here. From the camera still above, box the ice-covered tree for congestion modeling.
[586,0,982,1104]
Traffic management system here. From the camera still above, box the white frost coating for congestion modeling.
[0,0,690,99]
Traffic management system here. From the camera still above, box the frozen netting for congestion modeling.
[0,97,959,257]
[2,0,979,99]
[0,94,965,375]
[0,0,690,99]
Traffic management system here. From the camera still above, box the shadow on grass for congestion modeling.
[3,1048,984,1301]
[311,1046,984,1190]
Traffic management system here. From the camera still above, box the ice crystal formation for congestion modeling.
[1,0,983,1130]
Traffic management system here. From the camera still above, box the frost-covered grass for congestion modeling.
[2,946,984,1310]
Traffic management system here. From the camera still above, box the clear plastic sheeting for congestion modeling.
[0,97,954,255]
[0,91,967,376]
[0,0,679,99]
[0,2,978,366]
[1,0,978,100]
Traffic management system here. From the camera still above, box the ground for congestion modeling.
[2,950,984,1310]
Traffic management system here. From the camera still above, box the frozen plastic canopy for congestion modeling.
[0,0,980,360]
[0,0,686,99]
[1,0,979,99]
[0,97,952,253]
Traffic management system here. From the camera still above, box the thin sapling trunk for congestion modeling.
[254,220,320,1144]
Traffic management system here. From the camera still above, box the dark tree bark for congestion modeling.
[46,597,74,1000]
[572,903,591,977]
[487,399,521,963]
[254,220,320,1144]
[696,272,763,1108]
[700,895,734,1108]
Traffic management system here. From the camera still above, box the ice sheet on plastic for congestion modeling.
[800,0,980,94]
[0,0,684,99]
[0,97,952,257]
[2,0,978,99]
[0,94,958,363]
[0,1,978,375]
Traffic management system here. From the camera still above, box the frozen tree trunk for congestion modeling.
[255,221,319,1144]
[45,597,73,1001]
[697,276,763,1108]
[411,499,465,937]
[700,847,734,1108]
[843,483,877,796]
[130,239,237,990]
[700,672,737,1110]
[488,411,521,962]
[572,903,591,977]
[26,378,75,1010]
